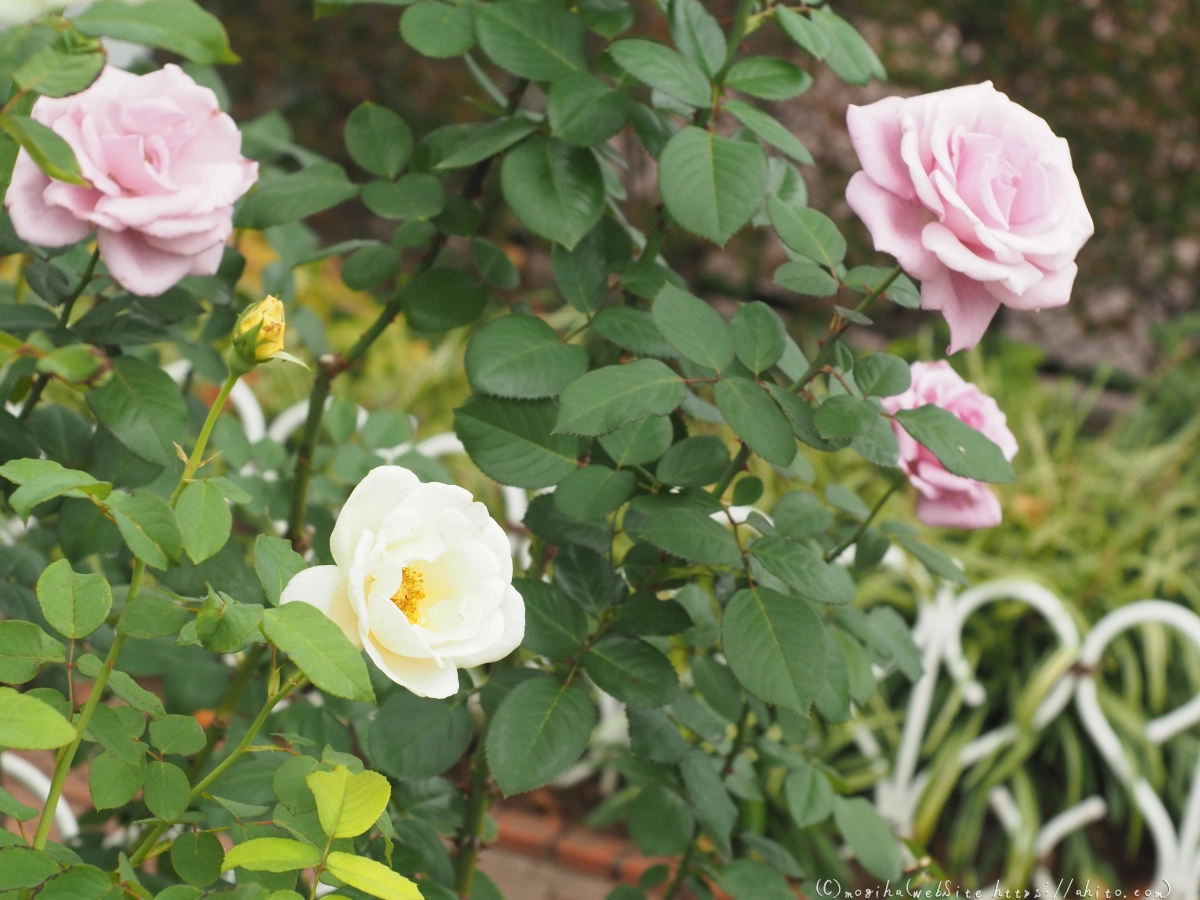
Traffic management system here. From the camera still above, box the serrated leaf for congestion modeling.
[110,493,182,570]
[714,377,796,467]
[465,314,587,400]
[814,395,879,440]
[598,415,674,466]
[767,197,845,267]
[775,7,830,59]
[516,578,587,659]
[608,38,710,108]
[307,765,391,838]
[176,480,232,565]
[144,760,190,822]
[487,677,596,795]
[0,621,64,685]
[435,116,538,170]
[325,851,422,900]
[722,100,813,165]
[345,102,412,178]
[855,353,911,397]
[722,586,827,711]
[262,603,374,703]
[235,163,359,229]
[640,508,741,566]
[501,137,604,250]
[583,636,678,707]
[555,359,686,437]
[812,8,887,86]
[554,465,636,520]
[749,536,855,605]
[547,73,631,146]
[74,0,238,65]
[659,127,767,246]
[725,56,812,100]
[833,796,901,880]
[669,0,725,76]
[729,301,786,374]
[401,267,486,332]
[475,0,587,80]
[36,558,111,639]
[369,690,473,779]
[254,536,307,607]
[221,837,320,873]
[455,396,583,489]
[652,284,734,372]
[86,356,187,467]
[893,405,1017,483]
[774,259,838,296]
[400,1,475,58]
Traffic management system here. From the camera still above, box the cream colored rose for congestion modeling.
[281,466,524,699]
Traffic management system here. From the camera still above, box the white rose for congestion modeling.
[280,466,525,699]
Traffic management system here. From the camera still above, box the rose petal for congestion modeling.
[331,466,422,570]
[368,645,461,699]
[845,173,941,281]
[451,585,526,669]
[4,155,93,248]
[921,269,1002,354]
[96,228,196,296]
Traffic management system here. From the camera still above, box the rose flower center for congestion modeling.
[392,567,427,624]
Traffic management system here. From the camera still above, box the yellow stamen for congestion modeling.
[392,567,426,624]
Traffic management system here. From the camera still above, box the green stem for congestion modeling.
[32,562,143,850]
[171,369,239,504]
[710,444,752,499]
[127,672,308,867]
[662,842,696,900]
[790,265,902,392]
[714,0,757,85]
[285,79,530,548]
[824,472,905,562]
[18,246,102,422]
[454,731,492,898]
[185,645,267,781]
[724,703,754,775]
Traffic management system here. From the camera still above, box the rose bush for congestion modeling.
[281,466,524,698]
[5,64,257,296]
[846,81,1094,352]
[883,360,1018,528]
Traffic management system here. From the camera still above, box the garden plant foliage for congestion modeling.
[0,0,1116,896]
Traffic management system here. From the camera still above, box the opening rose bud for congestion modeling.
[232,295,286,369]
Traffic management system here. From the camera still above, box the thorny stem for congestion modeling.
[825,472,906,563]
[453,730,492,898]
[286,79,531,549]
[33,562,142,850]
[789,265,903,392]
[127,671,309,867]
[19,246,102,421]
[171,369,239,504]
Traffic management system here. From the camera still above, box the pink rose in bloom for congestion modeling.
[5,65,257,297]
[882,361,1018,529]
[845,82,1093,353]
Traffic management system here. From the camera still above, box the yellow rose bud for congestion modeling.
[236,295,286,361]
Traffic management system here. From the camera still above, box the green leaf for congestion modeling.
[255,536,307,607]
[195,590,261,654]
[475,0,586,79]
[592,307,676,358]
[598,415,674,467]
[892,534,968,586]
[515,577,587,659]
[656,436,729,488]
[583,636,678,707]
[548,73,631,146]
[83,701,144,764]
[501,137,604,250]
[400,1,475,58]
[401,268,486,332]
[729,301,786,374]
[362,174,445,219]
[629,785,693,856]
[784,759,833,825]
[811,8,887,86]
[825,484,870,520]
[714,377,796,467]
[722,586,827,711]
[552,228,607,313]
[768,385,851,452]
[579,0,634,38]
[555,359,686,437]
[719,860,794,900]
[668,0,725,76]
[773,491,832,539]
[814,395,879,440]
[554,465,636,520]
[0,784,37,821]
[767,197,845,267]
[261,602,375,703]
[11,41,105,99]
[725,57,812,100]
[307,764,391,838]
[893,405,1017,483]
[774,259,838,296]
[234,163,359,229]
[74,0,238,64]
[0,847,60,889]
[342,243,402,291]
[627,707,688,763]
[659,127,767,246]
[640,508,740,566]
[117,592,189,638]
[435,117,538,170]
[680,749,737,858]
[722,100,813,165]
[554,544,624,613]
[144,760,190,822]
[0,620,64,685]
[369,690,473,779]
[35,559,111,639]
[325,852,422,900]
[171,831,225,887]
[36,865,115,900]
[110,493,182,569]
[465,314,588,400]
[608,39,710,108]
[749,537,855,605]
[0,113,84,184]
[0,459,111,519]
[221,837,320,873]
[775,7,830,59]
[176,480,232,565]
[86,356,187,467]
[844,265,918,308]
[852,416,901,468]
[486,676,596,795]
[149,714,208,756]
[455,396,582,489]
[470,238,520,289]
[107,669,165,719]
[88,749,145,809]
[652,284,734,372]
[833,796,901,880]
[345,102,412,179]
[855,353,911,397]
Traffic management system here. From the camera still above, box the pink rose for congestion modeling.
[882,361,1018,529]
[845,82,1093,353]
[5,65,257,297]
